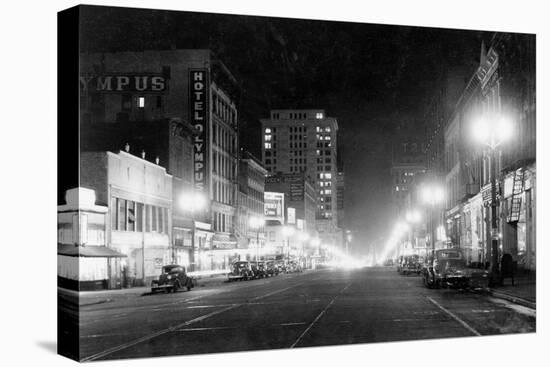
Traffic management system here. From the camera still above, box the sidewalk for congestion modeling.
[58,273,230,307]
[488,272,536,309]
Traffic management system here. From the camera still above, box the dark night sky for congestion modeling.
[80,5,491,254]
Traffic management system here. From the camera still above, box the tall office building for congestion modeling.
[260,109,341,247]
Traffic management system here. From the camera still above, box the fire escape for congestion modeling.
[506,168,525,223]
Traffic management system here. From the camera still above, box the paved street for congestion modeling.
[63,266,535,361]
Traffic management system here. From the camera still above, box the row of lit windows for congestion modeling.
[320,189,332,195]
[316,141,332,148]
[316,126,331,133]
[264,127,277,134]
[319,181,332,187]
[316,134,331,141]
[316,157,332,164]
[316,149,332,156]
[111,197,169,234]
[318,173,332,179]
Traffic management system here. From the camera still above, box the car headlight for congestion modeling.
[167,275,173,280]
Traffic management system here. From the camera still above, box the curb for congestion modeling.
[488,289,536,310]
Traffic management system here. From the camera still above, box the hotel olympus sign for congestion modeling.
[79,73,168,93]
[189,69,209,198]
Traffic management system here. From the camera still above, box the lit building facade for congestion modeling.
[80,150,173,286]
[236,151,268,251]
[79,49,241,271]
[438,34,536,270]
[260,109,341,248]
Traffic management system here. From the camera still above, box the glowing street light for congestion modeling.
[420,183,445,259]
[249,216,265,263]
[471,112,513,284]
[405,209,422,224]
[281,226,295,268]
[179,191,207,271]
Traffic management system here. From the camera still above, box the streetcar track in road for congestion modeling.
[80,283,303,362]
[426,296,482,336]
[79,273,325,327]
[290,281,353,348]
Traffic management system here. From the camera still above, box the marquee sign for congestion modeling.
[79,74,168,93]
[190,69,210,199]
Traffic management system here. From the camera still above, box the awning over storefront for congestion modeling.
[58,243,127,258]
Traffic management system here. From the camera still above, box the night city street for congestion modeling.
[54,4,537,362]
[59,267,534,361]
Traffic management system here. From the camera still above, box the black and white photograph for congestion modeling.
[54,3,539,362]
[2,1,547,366]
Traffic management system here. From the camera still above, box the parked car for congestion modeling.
[151,265,194,293]
[250,261,268,278]
[227,261,255,281]
[286,260,303,273]
[400,255,422,275]
[265,260,280,276]
[423,249,489,289]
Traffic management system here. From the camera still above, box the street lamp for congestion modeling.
[420,183,445,260]
[179,191,206,272]
[471,113,513,284]
[249,216,265,263]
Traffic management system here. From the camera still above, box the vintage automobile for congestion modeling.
[151,265,194,293]
[423,249,489,289]
[286,260,303,273]
[227,261,255,281]
[265,260,280,277]
[400,255,423,275]
[250,261,268,278]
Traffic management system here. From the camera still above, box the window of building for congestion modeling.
[127,201,135,232]
[265,134,272,141]
[121,94,132,111]
[138,96,145,108]
[265,142,271,149]
[316,113,323,119]
[136,203,143,232]
[265,128,271,134]
[118,199,126,231]
[325,173,332,179]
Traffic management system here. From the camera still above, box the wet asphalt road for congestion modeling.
[69,266,535,361]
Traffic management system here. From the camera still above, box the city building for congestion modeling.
[438,34,536,271]
[390,131,427,219]
[79,49,241,271]
[265,172,317,236]
[80,150,173,286]
[58,187,126,291]
[260,109,341,248]
[336,170,345,230]
[236,150,268,252]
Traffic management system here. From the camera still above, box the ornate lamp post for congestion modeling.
[472,113,513,284]
[178,192,206,272]
[420,184,445,260]
[281,226,295,269]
